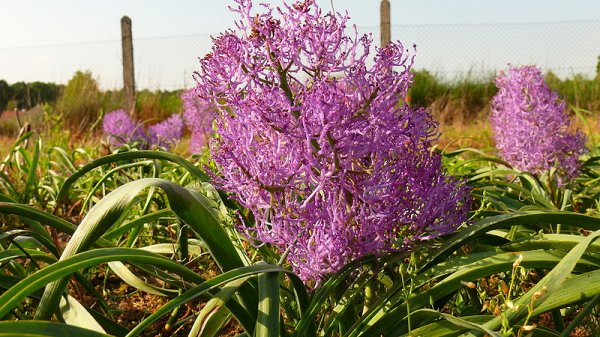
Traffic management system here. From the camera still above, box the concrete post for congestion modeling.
[380,0,391,48]
[121,16,135,113]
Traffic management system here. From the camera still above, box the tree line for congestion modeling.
[0,80,62,113]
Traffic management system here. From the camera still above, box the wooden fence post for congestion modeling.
[121,16,135,114]
[380,0,391,48]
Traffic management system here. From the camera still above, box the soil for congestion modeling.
[73,271,243,337]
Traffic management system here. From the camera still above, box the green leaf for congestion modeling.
[81,160,154,211]
[23,137,41,203]
[140,241,204,256]
[108,261,174,296]
[0,321,111,337]
[421,211,600,271]
[502,233,600,253]
[348,249,598,337]
[0,247,204,319]
[60,295,106,334]
[0,230,59,258]
[0,248,57,265]
[47,146,78,174]
[189,277,250,337]
[126,263,295,337]
[398,309,500,337]
[532,269,600,315]
[0,202,77,237]
[255,271,280,337]
[482,229,600,332]
[559,294,600,337]
[56,150,210,205]
[35,178,245,320]
[292,255,379,337]
[101,209,174,240]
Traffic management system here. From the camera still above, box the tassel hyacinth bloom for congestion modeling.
[102,109,146,146]
[147,113,184,149]
[182,89,215,153]
[102,109,183,150]
[491,65,586,186]
[193,0,471,283]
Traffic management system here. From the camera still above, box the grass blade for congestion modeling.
[421,211,600,271]
[23,137,41,203]
[482,229,600,331]
[108,261,174,296]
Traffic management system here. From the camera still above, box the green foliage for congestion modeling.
[0,321,113,337]
[100,89,125,114]
[1,135,600,336]
[410,69,600,128]
[0,80,12,112]
[545,71,600,113]
[410,70,498,124]
[0,80,61,112]
[56,70,102,130]
[0,131,70,208]
[136,89,182,122]
[596,55,600,80]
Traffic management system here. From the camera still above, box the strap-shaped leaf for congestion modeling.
[56,150,210,205]
[481,229,600,332]
[0,321,111,337]
[34,178,246,320]
[255,271,280,337]
[421,211,600,271]
[0,247,203,319]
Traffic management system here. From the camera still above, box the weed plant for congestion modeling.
[135,90,182,122]
[56,71,102,131]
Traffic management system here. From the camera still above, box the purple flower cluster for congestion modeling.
[181,89,215,153]
[193,0,471,283]
[102,109,183,150]
[102,109,146,146]
[491,65,586,185]
[148,113,184,149]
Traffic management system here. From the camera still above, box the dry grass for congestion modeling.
[0,135,15,158]
[437,118,495,152]
[433,95,600,153]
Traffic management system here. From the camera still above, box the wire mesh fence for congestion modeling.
[387,19,600,80]
[0,19,599,90]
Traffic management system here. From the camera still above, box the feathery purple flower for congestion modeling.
[102,109,145,146]
[147,113,184,150]
[491,65,586,185]
[193,0,471,284]
[182,89,215,153]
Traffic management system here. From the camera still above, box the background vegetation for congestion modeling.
[2,63,598,148]
[0,62,600,336]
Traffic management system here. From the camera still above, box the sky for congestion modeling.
[1,0,600,89]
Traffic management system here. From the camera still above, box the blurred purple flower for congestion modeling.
[102,109,145,146]
[194,0,471,284]
[182,89,215,153]
[147,113,184,150]
[491,65,586,186]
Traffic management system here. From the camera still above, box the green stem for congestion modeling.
[551,308,565,332]
[362,282,373,315]
[178,222,189,264]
